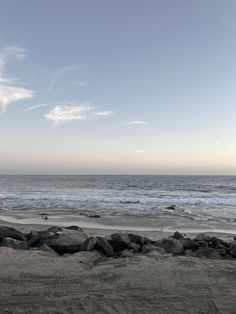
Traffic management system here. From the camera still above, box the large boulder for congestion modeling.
[27,226,64,247]
[0,226,25,242]
[154,238,183,255]
[194,247,221,260]
[173,231,184,240]
[229,244,236,258]
[43,229,88,255]
[193,233,211,243]
[2,237,28,250]
[109,233,141,253]
[127,233,150,245]
[180,238,199,250]
[80,236,114,257]
[65,225,83,232]
[209,237,229,249]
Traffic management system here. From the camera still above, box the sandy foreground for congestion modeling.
[0,219,236,314]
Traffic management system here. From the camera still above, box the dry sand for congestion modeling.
[0,219,236,313]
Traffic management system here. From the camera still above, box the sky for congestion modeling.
[0,0,235,175]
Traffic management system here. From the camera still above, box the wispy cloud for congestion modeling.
[24,102,55,112]
[95,111,113,117]
[47,64,81,92]
[45,103,114,125]
[127,120,148,125]
[0,45,34,111]
[45,103,92,125]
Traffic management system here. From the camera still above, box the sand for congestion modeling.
[0,219,236,313]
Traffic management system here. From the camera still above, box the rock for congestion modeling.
[88,215,101,218]
[120,201,140,204]
[209,237,229,249]
[80,237,97,251]
[43,229,88,255]
[166,205,176,210]
[127,233,150,245]
[173,231,184,239]
[80,236,114,257]
[194,247,221,260]
[154,238,183,254]
[27,226,64,247]
[193,233,211,242]
[180,238,199,250]
[119,249,134,258]
[2,237,28,250]
[0,226,25,242]
[65,226,83,232]
[230,245,236,258]
[96,237,114,257]
[109,233,141,253]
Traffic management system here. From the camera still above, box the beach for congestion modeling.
[0,218,236,314]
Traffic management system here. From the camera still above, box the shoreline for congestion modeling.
[1,213,236,241]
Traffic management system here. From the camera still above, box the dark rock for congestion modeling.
[193,233,211,242]
[95,237,114,257]
[230,245,236,258]
[180,238,199,250]
[209,237,229,249]
[27,226,64,247]
[120,200,140,204]
[0,226,25,242]
[65,226,83,232]
[2,237,28,250]
[88,215,101,218]
[127,233,150,245]
[80,236,114,257]
[154,238,183,254]
[166,205,176,210]
[109,233,141,253]
[80,237,97,251]
[194,247,221,260]
[173,231,184,240]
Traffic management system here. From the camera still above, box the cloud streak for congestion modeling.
[95,111,113,117]
[0,45,34,111]
[127,120,148,125]
[47,64,81,92]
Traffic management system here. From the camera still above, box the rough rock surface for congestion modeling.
[0,226,25,242]
[154,238,184,254]
[2,237,28,250]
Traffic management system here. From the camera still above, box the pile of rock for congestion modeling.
[0,226,236,260]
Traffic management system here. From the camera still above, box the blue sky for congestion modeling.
[0,0,235,174]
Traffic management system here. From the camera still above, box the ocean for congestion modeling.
[0,175,236,228]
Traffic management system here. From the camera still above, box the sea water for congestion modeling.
[0,175,236,227]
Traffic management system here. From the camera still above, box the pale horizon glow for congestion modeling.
[0,0,235,175]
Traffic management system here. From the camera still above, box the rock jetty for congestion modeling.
[0,226,236,260]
